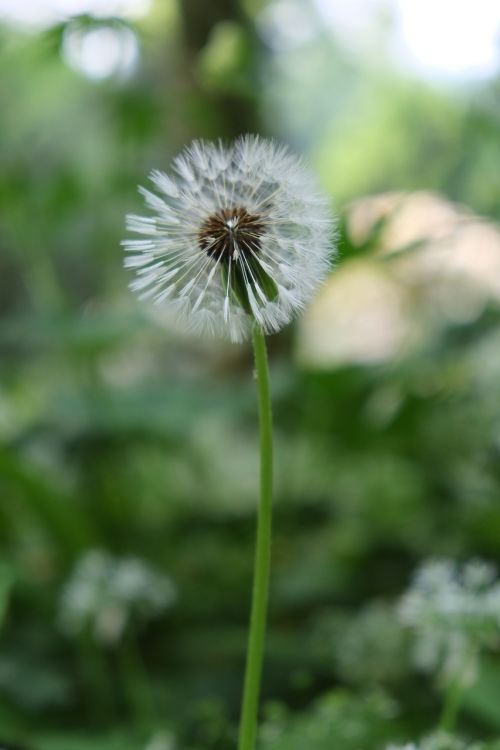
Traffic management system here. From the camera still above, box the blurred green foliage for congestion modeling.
[1,1,500,749]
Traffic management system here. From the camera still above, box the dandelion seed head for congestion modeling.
[123,135,336,342]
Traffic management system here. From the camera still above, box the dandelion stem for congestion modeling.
[238,325,274,750]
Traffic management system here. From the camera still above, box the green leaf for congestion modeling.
[0,562,15,630]
[36,732,141,750]
[462,657,500,730]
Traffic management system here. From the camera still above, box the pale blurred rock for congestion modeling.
[297,260,413,367]
[347,190,467,249]
[297,191,500,368]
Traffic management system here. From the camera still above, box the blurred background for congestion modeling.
[1,1,500,749]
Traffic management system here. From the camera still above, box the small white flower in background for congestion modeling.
[333,602,410,685]
[123,135,335,342]
[59,550,176,646]
[143,730,176,750]
[399,559,500,684]
[387,732,480,750]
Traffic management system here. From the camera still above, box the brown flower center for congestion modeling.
[198,207,265,263]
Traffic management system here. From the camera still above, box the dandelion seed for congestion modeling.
[123,135,336,342]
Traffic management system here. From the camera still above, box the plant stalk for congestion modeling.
[237,325,274,750]
[438,650,475,733]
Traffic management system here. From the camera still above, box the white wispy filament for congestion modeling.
[123,135,335,342]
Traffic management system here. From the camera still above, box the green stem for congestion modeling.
[439,675,465,733]
[238,325,274,750]
[78,633,115,726]
[117,632,157,732]
[438,650,475,733]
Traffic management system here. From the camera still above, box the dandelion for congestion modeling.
[123,135,335,342]
[123,135,335,750]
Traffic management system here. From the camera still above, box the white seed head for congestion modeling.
[123,135,336,342]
